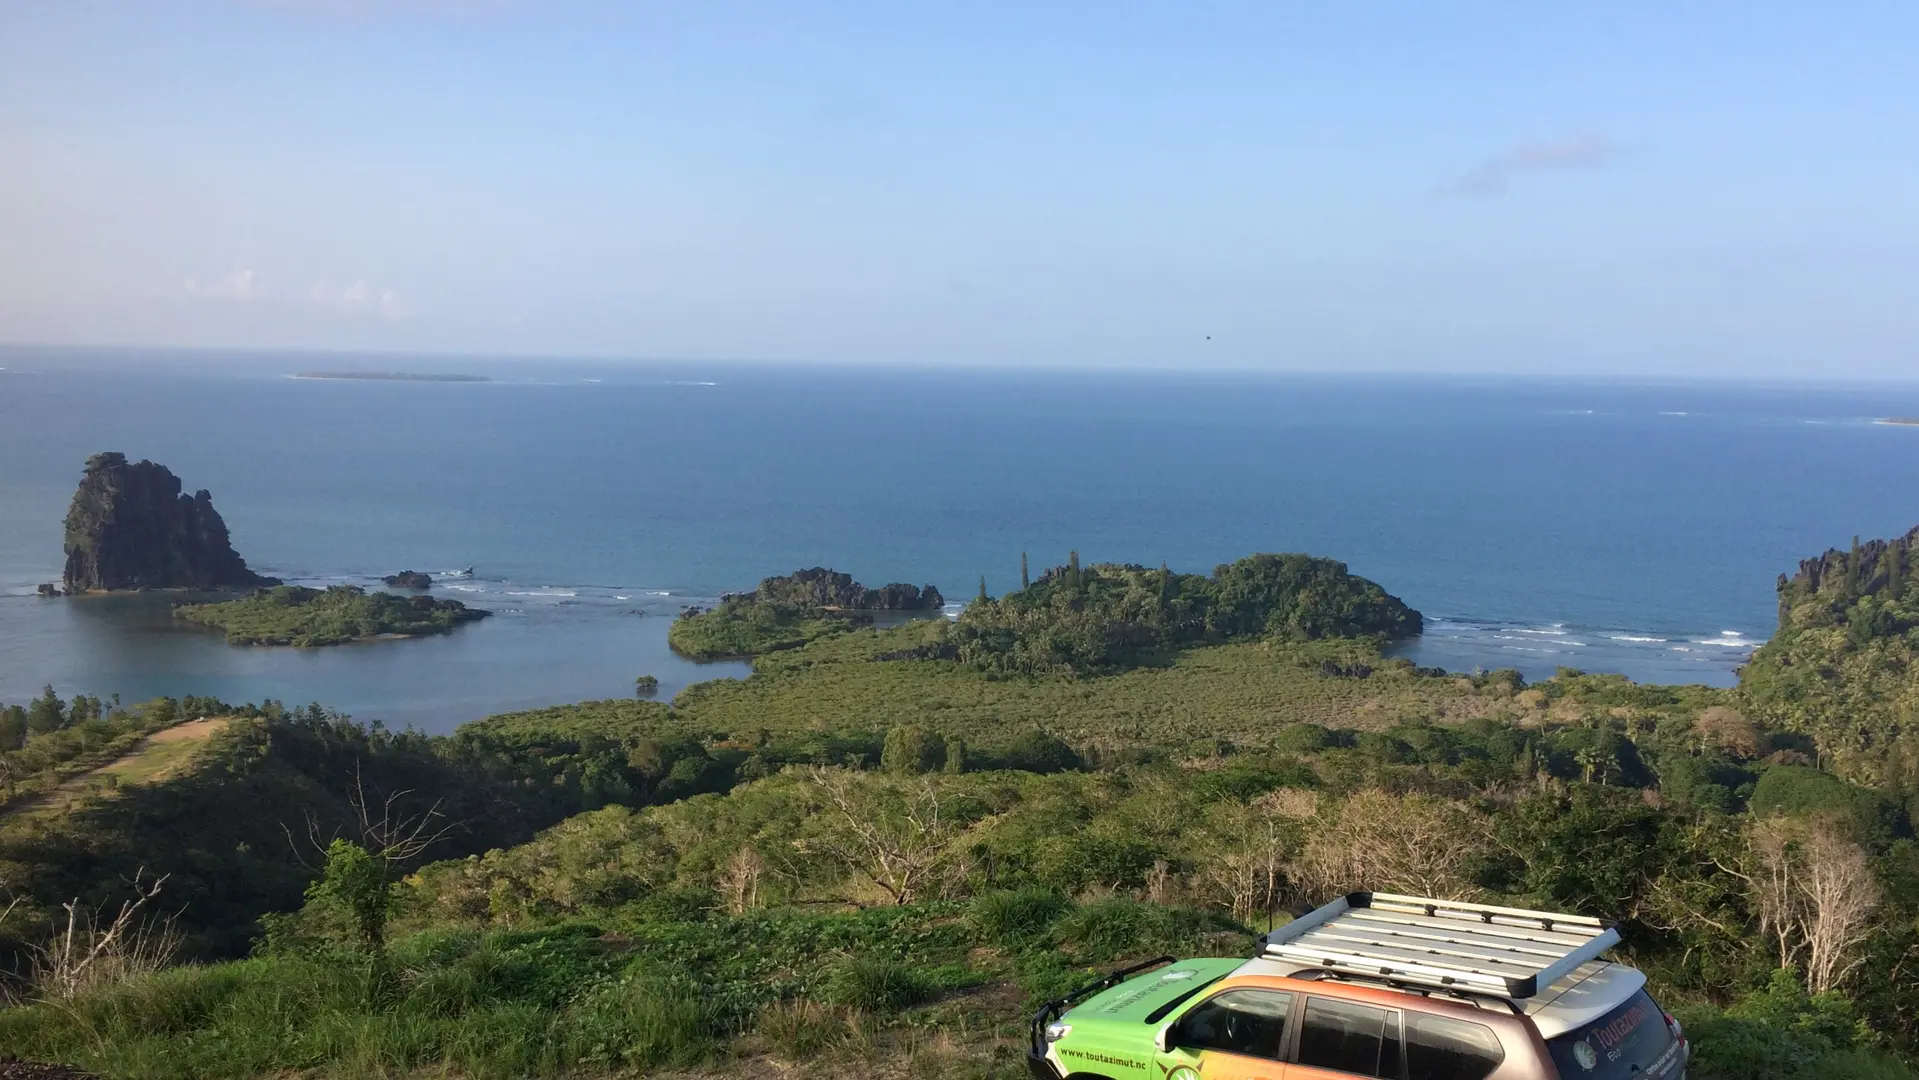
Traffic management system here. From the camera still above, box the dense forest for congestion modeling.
[3,543,1918,1079]
[668,568,944,660]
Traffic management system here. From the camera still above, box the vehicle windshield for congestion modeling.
[1544,989,1680,1080]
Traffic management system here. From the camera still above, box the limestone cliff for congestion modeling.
[61,453,280,592]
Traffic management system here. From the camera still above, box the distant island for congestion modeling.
[176,584,490,646]
[291,372,490,382]
[1877,417,1919,426]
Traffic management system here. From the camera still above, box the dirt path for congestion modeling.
[4,717,233,818]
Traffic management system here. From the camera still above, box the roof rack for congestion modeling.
[1256,891,1620,1000]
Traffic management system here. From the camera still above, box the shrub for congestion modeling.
[1273,723,1336,753]
[753,997,861,1059]
[969,888,1067,949]
[562,980,724,1069]
[1001,729,1082,774]
[882,725,946,774]
[1054,897,1240,962]
[821,955,937,1012]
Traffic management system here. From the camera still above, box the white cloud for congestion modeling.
[309,278,406,318]
[185,268,265,300]
[1446,133,1621,196]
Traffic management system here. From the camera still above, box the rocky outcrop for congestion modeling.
[1777,526,1917,613]
[744,568,944,611]
[61,453,279,593]
[382,570,434,589]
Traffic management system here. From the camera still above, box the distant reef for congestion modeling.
[61,452,279,593]
[176,584,490,646]
[382,570,434,589]
[1877,417,1919,426]
[292,372,489,382]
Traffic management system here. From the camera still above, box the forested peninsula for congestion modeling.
[4,538,1919,1079]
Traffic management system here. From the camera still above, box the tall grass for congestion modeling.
[822,955,938,1012]
[969,887,1067,950]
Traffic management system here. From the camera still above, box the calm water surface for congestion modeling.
[4,347,1918,731]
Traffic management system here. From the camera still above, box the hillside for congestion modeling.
[1741,526,1919,795]
[3,541,1918,1078]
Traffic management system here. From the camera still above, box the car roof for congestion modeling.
[1226,956,1646,1041]
[1520,960,1647,1040]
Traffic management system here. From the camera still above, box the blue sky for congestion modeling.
[3,1,1917,374]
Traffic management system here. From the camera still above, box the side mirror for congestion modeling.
[1156,1023,1176,1053]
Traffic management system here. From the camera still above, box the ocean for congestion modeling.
[4,346,1918,733]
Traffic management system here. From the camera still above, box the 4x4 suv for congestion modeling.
[1028,892,1687,1080]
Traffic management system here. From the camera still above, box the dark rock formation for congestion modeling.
[61,453,279,593]
[1778,526,1918,617]
[744,568,944,611]
[1319,659,1374,679]
[382,570,434,590]
[36,583,61,597]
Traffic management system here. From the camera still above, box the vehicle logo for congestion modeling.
[1168,1068,1200,1080]
[1573,1041,1598,1070]
[1160,969,1197,981]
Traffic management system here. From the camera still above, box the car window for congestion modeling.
[1405,1011,1505,1080]
[1298,996,1400,1078]
[1172,988,1294,1060]
[1545,990,1682,1080]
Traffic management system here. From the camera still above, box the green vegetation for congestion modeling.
[950,552,1421,675]
[669,567,943,660]
[11,538,1919,1077]
[0,689,230,811]
[175,584,490,646]
[1742,528,1919,798]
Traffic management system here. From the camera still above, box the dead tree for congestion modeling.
[802,767,977,906]
[1748,815,1883,994]
[31,868,177,1000]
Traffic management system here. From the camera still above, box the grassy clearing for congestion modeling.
[3,718,232,819]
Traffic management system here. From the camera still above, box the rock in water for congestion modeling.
[382,570,434,589]
[61,453,280,592]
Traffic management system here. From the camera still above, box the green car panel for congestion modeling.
[1045,958,1245,1079]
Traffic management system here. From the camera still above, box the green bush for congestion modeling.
[969,887,1068,948]
[562,979,726,1069]
[1677,970,1911,1079]
[1000,729,1083,773]
[1054,897,1242,963]
[821,955,937,1011]
[752,998,861,1059]
[1749,765,1907,846]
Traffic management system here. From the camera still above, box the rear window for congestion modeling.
[1405,1011,1504,1080]
[1545,990,1681,1080]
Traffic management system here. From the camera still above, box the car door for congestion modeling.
[1156,987,1296,1079]
[1283,995,1403,1080]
